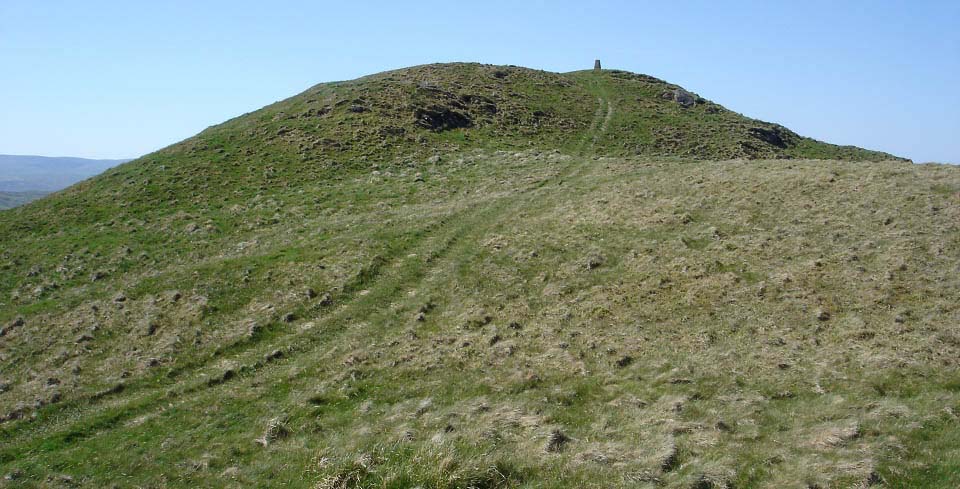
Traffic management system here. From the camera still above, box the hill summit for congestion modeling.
[1,64,957,488]
[180,61,903,164]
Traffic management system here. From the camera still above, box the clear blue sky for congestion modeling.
[1,0,958,163]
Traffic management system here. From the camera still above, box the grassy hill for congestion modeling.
[1,64,957,488]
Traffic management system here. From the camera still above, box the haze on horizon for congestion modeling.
[1,0,957,163]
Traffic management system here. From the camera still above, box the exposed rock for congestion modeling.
[748,126,793,149]
[662,88,697,108]
[414,105,473,131]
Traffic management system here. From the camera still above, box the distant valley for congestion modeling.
[0,155,131,209]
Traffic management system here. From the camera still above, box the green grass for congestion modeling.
[0,63,953,488]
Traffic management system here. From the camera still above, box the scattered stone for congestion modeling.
[816,309,831,321]
[113,293,127,303]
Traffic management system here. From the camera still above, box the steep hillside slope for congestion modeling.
[1,64,957,488]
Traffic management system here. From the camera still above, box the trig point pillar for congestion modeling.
[594,59,602,72]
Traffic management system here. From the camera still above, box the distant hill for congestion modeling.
[0,154,131,193]
[0,190,48,210]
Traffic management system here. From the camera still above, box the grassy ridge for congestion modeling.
[0,64,955,488]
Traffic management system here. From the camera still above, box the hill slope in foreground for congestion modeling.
[1,64,958,488]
